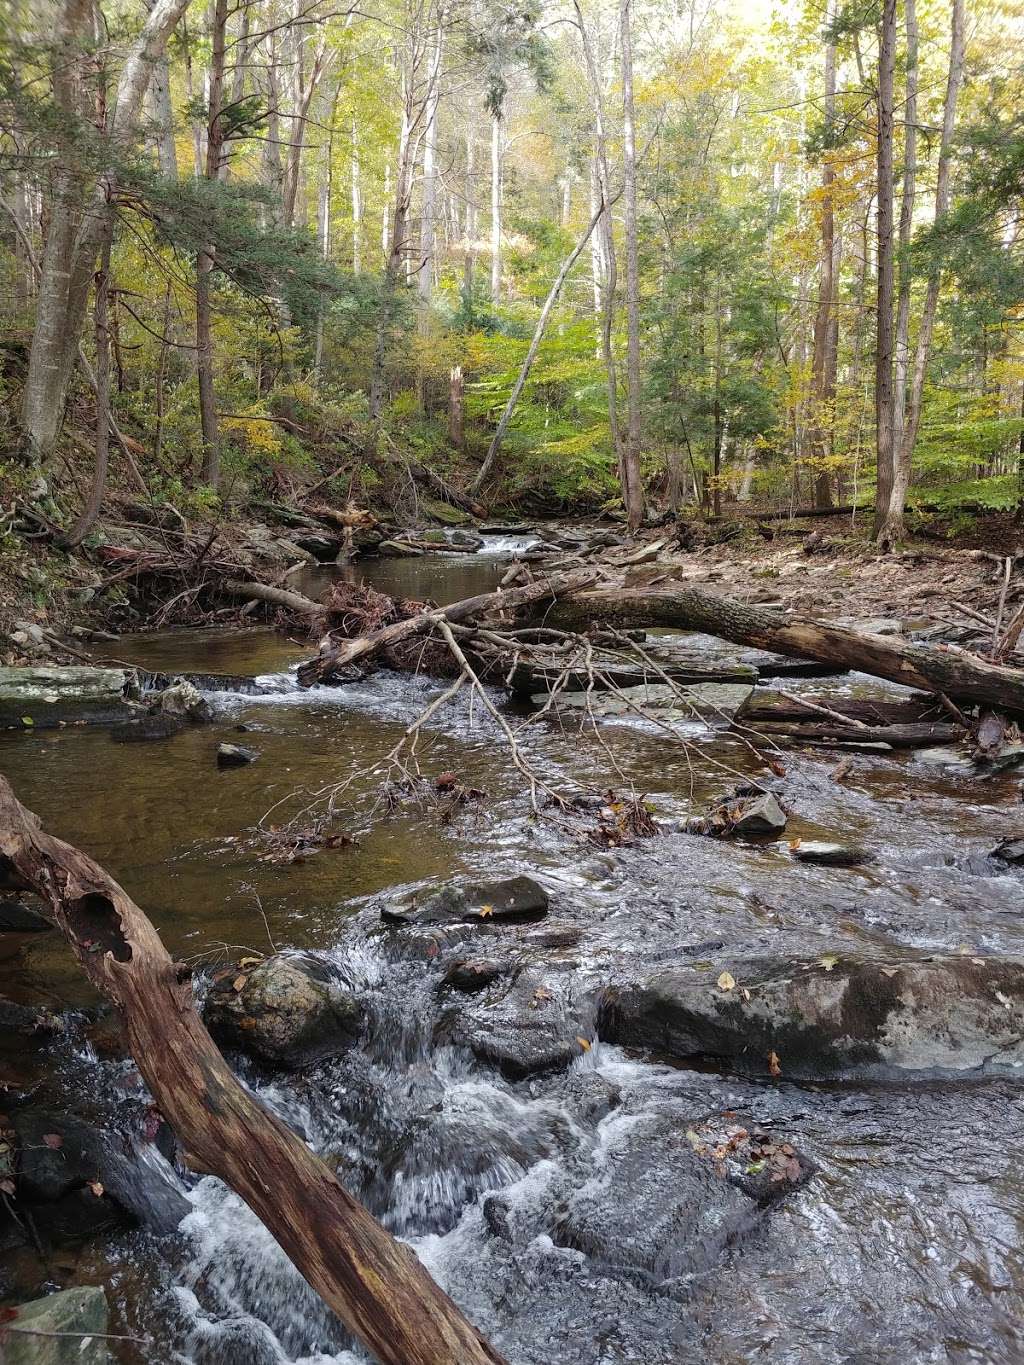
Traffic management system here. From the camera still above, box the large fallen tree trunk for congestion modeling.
[0,778,507,1365]
[550,584,1024,713]
[298,567,600,686]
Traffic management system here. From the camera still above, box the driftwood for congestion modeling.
[0,778,507,1365]
[740,693,942,726]
[224,579,324,618]
[744,720,964,749]
[298,567,601,686]
[550,584,1024,713]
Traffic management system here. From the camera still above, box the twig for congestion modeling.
[992,557,1013,655]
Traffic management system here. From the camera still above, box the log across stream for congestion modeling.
[1,546,1024,1363]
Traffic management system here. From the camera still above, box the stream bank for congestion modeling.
[1,534,1023,1363]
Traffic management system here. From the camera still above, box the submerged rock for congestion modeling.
[378,539,424,557]
[217,741,258,767]
[0,898,51,932]
[204,953,364,1068]
[4,1286,109,1364]
[150,678,212,722]
[532,681,755,723]
[788,840,871,866]
[445,963,590,1078]
[601,954,1024,1076]
[0,665,138,728]
[382,875,549,927]
[443,957,509,992]
[109,713,184,743]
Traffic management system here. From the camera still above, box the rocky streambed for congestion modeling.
[1,539,1023,1363]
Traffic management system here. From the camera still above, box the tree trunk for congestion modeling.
[21,0,194,468]
[890,0,918,466]
[881,0,966,546]
[490,113,502,301]
[0,779,508,1365]
[417,23,444,301]
[619,0,645,531]
[468,198,615,494]
[197,0,228,487]
[810,1,838,511]
[62,227,112,548]
[145,0,179,178]
[575,0,623,486]
[449,365,465,448]
[872,0,897,541]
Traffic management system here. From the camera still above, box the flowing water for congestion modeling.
[1,533,1023,1363]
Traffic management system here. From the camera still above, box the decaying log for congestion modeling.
[0,778,507,1365]
[224,579,325,618]
[744,720,964,748]
[740,692,942,726]
[550,584,1024,713]
[298,568,601,686]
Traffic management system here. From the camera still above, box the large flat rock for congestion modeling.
[0,666,138,728]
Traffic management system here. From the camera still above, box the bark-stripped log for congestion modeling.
[547,585,1024,713]
[0,778,507,1365]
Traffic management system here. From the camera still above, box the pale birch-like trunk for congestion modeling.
[890,0,918,463]
[417,22,444,301]
[490,113,502,300]
[872,0,897,540]
[809,0,838,510]
[351,118,363,274]
[619,0,645,530]
[880,0,965,545]
[197,0,227,487]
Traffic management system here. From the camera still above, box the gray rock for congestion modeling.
[109,714,184,743]
[445,963,589,1078]
[0,898,51,932]
[217,741,258,767]
[789,840,870,866]
[151,679,211,722]
[4,1287,109,1364]
[530,681,755,723]
[0,666,138,728]
[204,953,364,1068]
[731,793,787,836]
[443,957,509,991]
[602,953,1024,1076]
[382,875,549,927]
[992,838,1024,865]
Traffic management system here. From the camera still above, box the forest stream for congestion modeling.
[2,535,1024,1364]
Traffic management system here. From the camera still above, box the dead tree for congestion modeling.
[0,778,507,1365]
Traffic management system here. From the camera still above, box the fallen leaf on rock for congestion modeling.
[478,904,494,918]
[239,955,262,968]
[717,970,736,992]
[87,1181,104,1198]
[768,1051,782,1078]
[576,1036,592,1052]
[232,975,247,992]
[832,757,853,782]
[880,966,899,978]
[0,1179,14,1196]
[819,955,838,972]
[42,1133,63,1149]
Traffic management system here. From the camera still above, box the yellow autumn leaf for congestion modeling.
[717,970,736,992]
[819,955,838,972]
[576,1036,592,1052]
[478,904,494,918]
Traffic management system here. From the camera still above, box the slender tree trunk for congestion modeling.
[872,0,897,541]
[810,1,838,510]
[469,199,612,494]
[490,113,502,301]
[418,22,444,301]
[881,0,966,545]
[62,227,111,547]
[890,0,918,459]
[197,0,227,487]
[463,129,476,308]
[575,0,623,486]
[588,156,604,357]
[352,118,362,274]
[449,364,465,448]
[145,0,179,178]
[619,0,645,530]
[21,0,193,470]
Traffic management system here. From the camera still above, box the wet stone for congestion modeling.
[730,792,788,836]
[0,898,51,932]
[382,875,549,927]
[204,952,365,1068]
[789,840,871,866]
[4,1286,109,1364]
[601,953,1024,1077]
[443,957,509,992]
[992,838,1024,866]
[216,741,259,767]
[443,963,591,1078]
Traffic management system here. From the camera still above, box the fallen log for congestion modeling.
[744,720,965,749]
[550,584,1024,714]
[507,657,758,696]
[224,579,324,619]
[739,692,943,726]
[0,777,507,1365]
[298,568,601,686]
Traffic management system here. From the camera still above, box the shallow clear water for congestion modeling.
[1,544,1023,1363]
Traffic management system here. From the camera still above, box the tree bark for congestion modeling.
[61,227,112,548]
[21,0,194,468]
[449,365,465,448]
[196,0,227,487]
[490,113,502,301]
[872,0,897,541]
[619,0,645,531]
[890,0,918,468]
[0,779,508,1365]
[810,1,838,511]
[417,21,444,301]
[552,584,1024,712]
[880,0,966,546]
